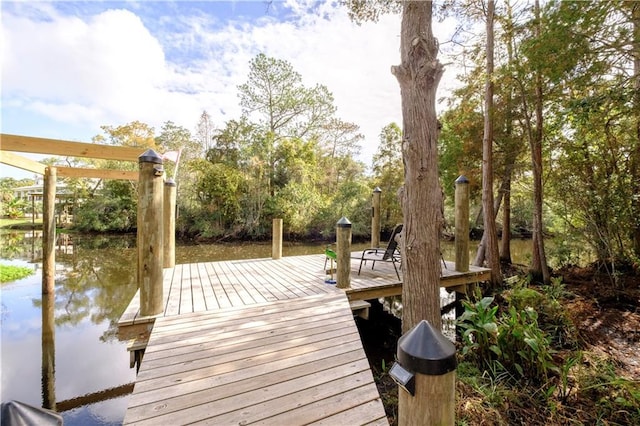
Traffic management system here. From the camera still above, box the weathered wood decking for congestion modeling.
[123,293,388,425]
[118,253,491,340]
[118,253,490,425]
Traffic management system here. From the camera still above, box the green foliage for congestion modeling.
[0,263,34,283]
[458,296,501,366]
[175,54,369,240]
[506,277,578,349]
[1,179,34,219]
[73,196,136,232]
[458,290,559,384]
[1,197,27,219]
[496,306,557,381]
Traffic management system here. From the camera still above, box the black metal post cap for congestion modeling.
[139,149,163,164]
[336,217,351,228]
[397,320,457,376]
[455,175,469,184]
[373,187,382,193]
[164,178,177,187]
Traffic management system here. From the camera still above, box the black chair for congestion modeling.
[358,224,403,280]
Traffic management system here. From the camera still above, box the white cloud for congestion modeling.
[2,1,460,169]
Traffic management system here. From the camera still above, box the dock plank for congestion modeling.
[190,263,207,312]
[202,262,232,309]
[195,262,218,310]
[164,264,181,316]
[208,261,244,307]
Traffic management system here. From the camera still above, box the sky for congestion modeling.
[1,0,463,179]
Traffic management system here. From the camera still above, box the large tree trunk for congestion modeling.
[476,0,502,286]
[530,0,551,284]
[392,1,444,333]
[631,1,640,257]
[500,2,517,265]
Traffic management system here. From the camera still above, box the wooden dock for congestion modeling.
[118,253,490,425]
[118,253,491,341]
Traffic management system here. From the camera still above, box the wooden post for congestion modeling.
[163,178,177,268]
[272,218,283,260]
[41,292,56,410]
[138,149,164,317]
[396,320,456,426]
[42,166,56,295]
[455,175,470,272]
[336,217,352,289]
[371,187,382,248]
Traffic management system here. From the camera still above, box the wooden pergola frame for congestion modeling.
[1,133,149,294]
[0,133,143,180]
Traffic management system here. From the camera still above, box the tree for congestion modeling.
[372,123,404,231]
[238,53,336,139]
[73,121,156,232]
[536,1,639,269]
[393,2,445,332]
[156,121,198,180]
[195,110,214,157]
[630,1,640,258]
[527,0,551,284]
[350,1,444,332]
[474,0,502,286]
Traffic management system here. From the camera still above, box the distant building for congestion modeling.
[13,178,70,200]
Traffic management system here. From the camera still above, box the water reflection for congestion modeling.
[42,292,55,411]
[1,231,138,426]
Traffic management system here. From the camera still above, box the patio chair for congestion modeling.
[358,224,403,280]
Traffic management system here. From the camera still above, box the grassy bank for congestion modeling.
[0,264,35,283]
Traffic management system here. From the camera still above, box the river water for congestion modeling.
[0,230,537,424]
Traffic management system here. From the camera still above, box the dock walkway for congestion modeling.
[118,253,490,425]
[123,293,388,425]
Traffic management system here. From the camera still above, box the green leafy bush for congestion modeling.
[458,294,558,383]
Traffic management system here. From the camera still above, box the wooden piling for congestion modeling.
[336,217,352,289]
[138,150,164,317]
[397,320,456,426]
[455,176,470,272]
[163,179,177,268]
[399,371,456,425]
[272,218,283,260]
[42,166,56,295]
[371,187,382,248]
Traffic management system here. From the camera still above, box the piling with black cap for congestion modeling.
[336,217,352,289]
[138,149,164,316]
[396,320,457,425]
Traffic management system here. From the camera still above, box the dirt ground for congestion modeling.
[559,264,640,382]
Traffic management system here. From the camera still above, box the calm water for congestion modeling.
[0,230,540,424]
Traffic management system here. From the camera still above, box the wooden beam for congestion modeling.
[1,134,146,162]
[57,167,138,181]
[0,151,47,175]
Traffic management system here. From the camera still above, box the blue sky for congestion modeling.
[1,1,461,179]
